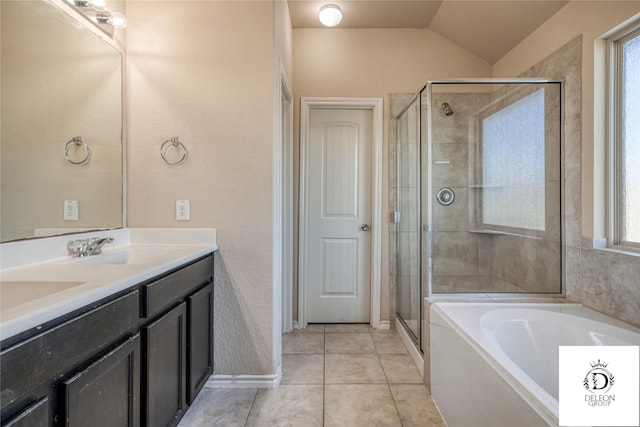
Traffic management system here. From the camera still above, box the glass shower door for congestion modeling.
[428,82,562,294]
[395,95,422,345]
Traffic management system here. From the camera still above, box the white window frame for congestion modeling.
[607,21,640,252]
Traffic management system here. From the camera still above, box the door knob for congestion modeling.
[361,224,370,231]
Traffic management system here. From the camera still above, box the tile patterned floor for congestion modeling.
[178,325,446,426]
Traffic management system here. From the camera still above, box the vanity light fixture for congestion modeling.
[319,4,342,27]
[95,11,127,29]
[66,0,127,29]
[69,0,104,10]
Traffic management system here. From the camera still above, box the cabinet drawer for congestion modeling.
[142,256,213,319]
[3,398,48,427]
[0,291,139,409]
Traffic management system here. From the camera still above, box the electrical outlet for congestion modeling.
[64,200,78,221]
[176,200,190,221]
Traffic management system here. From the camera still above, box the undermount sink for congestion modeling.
[0,281,86,311]
[68,246,184,266]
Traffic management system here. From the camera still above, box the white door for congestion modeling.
[306,108,373,323]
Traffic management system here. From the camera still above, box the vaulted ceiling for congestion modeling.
[288,0,570,64]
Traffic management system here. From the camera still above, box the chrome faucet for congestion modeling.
[72,237,114,257]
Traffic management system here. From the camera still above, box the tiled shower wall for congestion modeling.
[428,89,563,294]
[429,92,496,293]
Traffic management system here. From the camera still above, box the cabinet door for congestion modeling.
[187,283,213,404]
[3,398,48,427]
[143,303,187,427]
[62,335,140,427]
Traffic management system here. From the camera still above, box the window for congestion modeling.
[481,89,546,232]
[609,23,640,249]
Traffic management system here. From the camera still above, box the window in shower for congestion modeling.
[609,23,640,249]
[479,88,545,233]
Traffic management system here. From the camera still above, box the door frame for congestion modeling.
[298,97,383,329]
[280,65,294,334]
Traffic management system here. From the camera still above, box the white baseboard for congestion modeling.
[378,320,391,330]
[395,317,424,377]
[205,365,282,389]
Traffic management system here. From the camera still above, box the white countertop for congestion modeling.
[0,228,218,342]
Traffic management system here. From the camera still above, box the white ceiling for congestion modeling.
[288,0,569,64]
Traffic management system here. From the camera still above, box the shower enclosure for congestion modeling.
[393,80,563,350]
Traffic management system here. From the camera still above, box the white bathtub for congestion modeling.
[430,303,640,427]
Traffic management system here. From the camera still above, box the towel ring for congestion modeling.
[161,137,188,166]
[64,136,91,165]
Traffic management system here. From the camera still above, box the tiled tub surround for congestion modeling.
[429,302,640,427]
[517,36,640,329]
[0,228,217,341]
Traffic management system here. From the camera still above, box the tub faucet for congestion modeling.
[72,237,114,257]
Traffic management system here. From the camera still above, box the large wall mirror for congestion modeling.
[1,0,123,242]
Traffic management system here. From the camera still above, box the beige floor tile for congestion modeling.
[371,331,409,354]
[245,385,323,427]
[283,332,324,354]
[324,384,402,427]
[325,353,386,384]
[379,353,424,384]
[324,323,370,333]
[325,333,376,354]
[281,354,324,384]
[295,324,325,333]
[177,388,257,427]
[390,384,446,426]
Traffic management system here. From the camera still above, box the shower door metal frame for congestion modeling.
[394,88,425,349]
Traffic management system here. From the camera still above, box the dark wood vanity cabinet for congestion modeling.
[141,256,214,427]
[0,254,215,427]
[1,291,139,427]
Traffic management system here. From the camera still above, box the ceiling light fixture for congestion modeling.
[319,4,342,27]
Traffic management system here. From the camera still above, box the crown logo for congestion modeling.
[590,359,609,369]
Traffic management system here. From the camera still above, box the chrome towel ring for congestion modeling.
[161,136,188,166]
[64,136,91,165]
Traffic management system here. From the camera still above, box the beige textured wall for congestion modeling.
[126,1,284,375]
[293,28,492,322]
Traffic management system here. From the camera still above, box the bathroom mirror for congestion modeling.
[1,0,123,242]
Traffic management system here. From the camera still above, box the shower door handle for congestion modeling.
[361,224,370,231]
